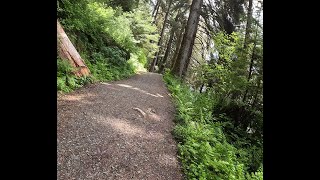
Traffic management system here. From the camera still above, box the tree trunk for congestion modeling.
[243,0,253,49]
[247,43,257,81]
[172,0,203,78]
[159,13,180,73]
[152,0,161,23]
[149,0,173,72]
[243,23,259,102]
[242,0,253,102]
[152,0,160,17]
[242,43,257,102]
[170,23,185,70]
[57,20,90,76]
[159,29,174,73]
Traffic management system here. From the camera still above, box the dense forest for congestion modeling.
[57,0,263,179]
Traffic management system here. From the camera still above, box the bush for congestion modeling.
[57,58,94,92]
[163,73,263,179]
[57,0,159,93]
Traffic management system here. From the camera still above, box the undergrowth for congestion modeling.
[57,0,158,93]
[57,58,95,93]
[163,71,263,180]
[57,55,136,93]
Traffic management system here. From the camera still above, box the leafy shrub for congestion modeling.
[163,73,263,179]
[100,46,128,66]
[57,0,159,93]
[57,58,94,92]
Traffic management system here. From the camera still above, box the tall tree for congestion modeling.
[152,0,162,23]
[158,12,181,73]
[243,0,253,49]
[172,0,203,77]
[243,28,258,102]
[158,26,174,73]
[243,0,262,102]
[149,0,173,72]
[170,22,185,69]
[152,0,160,17]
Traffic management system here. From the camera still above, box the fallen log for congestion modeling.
[57,20,90,76]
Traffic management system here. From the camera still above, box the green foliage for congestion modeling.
[85,2,137,52]
[57,0,159,92]
[57,58,94,92]
[98,46,128,66]
[57,58,74,77]
[163,72,263,179]
[125,4,159,61]
[192,32,263,174]
[246,166,263,180]
[160,1,262,178]
[107,0,139,12]
[58,0,158,64]
[199,32,248,97]
[85,53,135,81]
[195,31,263,173]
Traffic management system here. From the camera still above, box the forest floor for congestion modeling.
[57,72,184,180]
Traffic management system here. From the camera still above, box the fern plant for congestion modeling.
[163,73,263,180]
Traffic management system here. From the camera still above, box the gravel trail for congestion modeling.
[57,72,183,180]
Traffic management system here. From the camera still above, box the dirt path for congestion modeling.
[57,72,183,180]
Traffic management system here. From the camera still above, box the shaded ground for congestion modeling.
[57,72,183,180]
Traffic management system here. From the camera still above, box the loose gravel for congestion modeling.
[57,72,184,180]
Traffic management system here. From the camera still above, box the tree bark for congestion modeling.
[242,40,257,102]
[152,0,160,17]
[57,20,90,76]
[170,23,185,70]
[152,0,161,23]
[247,43,257,81]
[243,22,259,102]
[149,0,173,72]
[159,12,180,73]
[172,0,203,78]
[243,0,253,49]
[159,28,174,73]
[241,0,253,102]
